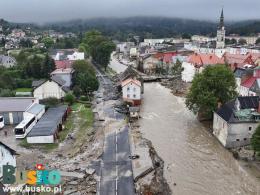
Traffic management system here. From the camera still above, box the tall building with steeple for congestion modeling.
[216,9,225,49]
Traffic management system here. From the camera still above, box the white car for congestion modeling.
[0,116,4,129]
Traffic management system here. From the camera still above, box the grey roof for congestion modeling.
[26,104,45,115]
[51,75,66,86]
[27,105,68,137]
[32,76,68,92]
[32,79,46,88]
[216,96,260,123]
[0,97,36,112]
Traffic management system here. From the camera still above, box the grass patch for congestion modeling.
[71,104,94,155]
[16,88,32,92]
[19,139,58,152]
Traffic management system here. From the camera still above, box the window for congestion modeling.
[249,127,252,131]
[236,139,240,142]
[133,94,136,98]
[127,87,130,91]
[127,94,130,98]
[244,138,247,141]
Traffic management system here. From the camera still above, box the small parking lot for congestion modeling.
[0,125,29,154]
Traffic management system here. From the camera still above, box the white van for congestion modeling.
[0,116,4,129]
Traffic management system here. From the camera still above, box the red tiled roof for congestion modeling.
[241,77,257,88]
[153,52,177,63]
[121,78,141,87]
[247,52,260,62]
[55,60,73,69]
[223,53,254,65]
[187,53,224,67]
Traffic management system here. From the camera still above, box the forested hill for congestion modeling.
[2,17,260,40]
[45,17,260,40]
[45,17,217,40]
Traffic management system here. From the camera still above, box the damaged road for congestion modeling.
[93,65,135,195]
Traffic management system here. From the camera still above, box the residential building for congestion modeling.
[0,55,16,68]
[213,96,260,148]
[50,68,74,87]
[0,142,18,178]
[0,97,39,125]
[67,51,84,61]
[121,78,142,106]
[182,53,224,82]
[32,76,69,100]
[222,53,255,70]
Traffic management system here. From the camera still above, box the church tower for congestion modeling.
[216,8,225,49]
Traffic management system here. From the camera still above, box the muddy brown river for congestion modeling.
[139,83,260,195]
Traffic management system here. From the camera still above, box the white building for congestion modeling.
[0,55,17,68]
[213,96,260,148]
[0,142,17,178]
[121,78,142,106]
[67,51,85,61]
[32,76,69,100]
[0,97,39,125]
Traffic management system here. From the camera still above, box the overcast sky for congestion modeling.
[0,0,259,23]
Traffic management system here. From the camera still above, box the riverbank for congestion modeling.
[161,78,260,183]
[138,82,260,195]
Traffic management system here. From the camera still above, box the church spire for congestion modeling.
[219,8,224,29]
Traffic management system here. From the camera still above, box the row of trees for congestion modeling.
[80,30,116,70]
[0,48,56,97]
[72,60,99,98]
[14,49,55,79]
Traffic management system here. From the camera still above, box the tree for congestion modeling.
[170,59,184,77]
[185,65,237,119]
[256,38,260,45]
[170,59,184,93]
[251,125,260,158]
[41,54,55,78]
[72,60,99,96]
[238,38,247,45]
[64,92,76,105]
[81,30,116,70]
[182,33,191,40]
[42,37,54,49]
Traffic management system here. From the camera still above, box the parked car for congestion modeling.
[0,116,4,129]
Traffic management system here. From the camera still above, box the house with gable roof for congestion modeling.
[32,76,69,100]
[213,96,260,148]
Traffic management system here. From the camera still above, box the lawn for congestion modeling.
[19,139,58,152]
[16,88,32,92]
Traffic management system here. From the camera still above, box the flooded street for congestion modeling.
[139,83,260,195]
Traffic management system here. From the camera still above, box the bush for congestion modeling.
[40,97,59,108]
[79,95,89,101]
[64,92,76,105]
[0,89,15,97]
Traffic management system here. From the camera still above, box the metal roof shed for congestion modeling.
[26,105,68,144]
